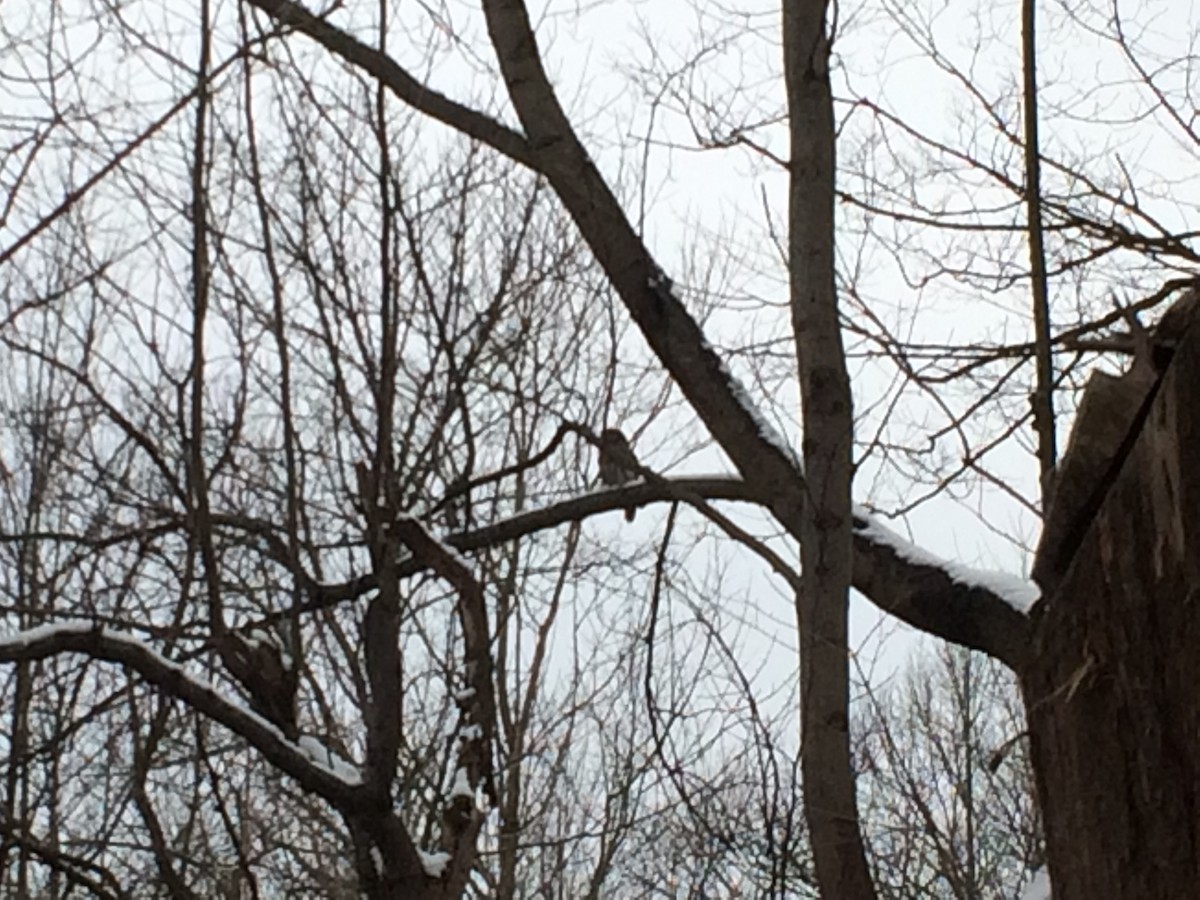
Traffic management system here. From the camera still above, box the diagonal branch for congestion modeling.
[0,624,369,810]
[243,0,535,166]
[391,516,495,898]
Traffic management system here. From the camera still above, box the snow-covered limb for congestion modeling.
[0,620,94,646]
[287,470,1034,668]
[0,622,367,808]
[850,508,1035,667]
[391,515,498,808]
[386,513,495,893]
[297,735,362,785]
[853,507,1041,614]
[716,351,803,473]
[454,486,1038,665]
[394,512,473,572]
[302,474,1035,667]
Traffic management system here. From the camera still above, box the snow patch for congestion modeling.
[449,766,473,800]
[853,506,1041,613]
[1020,868,1051,900]
[297,735,362,785]
[419,850,451,878]
[396,514,474,570]
[715,355,802,471]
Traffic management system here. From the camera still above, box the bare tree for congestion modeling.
[857,646,1041,899]
[4,0,1200,897]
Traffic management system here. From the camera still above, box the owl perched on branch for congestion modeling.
[598,428,640,522]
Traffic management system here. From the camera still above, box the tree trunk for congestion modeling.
[1021,316,1200,898]
[782,2,876,897]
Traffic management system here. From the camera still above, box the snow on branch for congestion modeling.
[419,850,451,879]
[390,514,496,892]
[853,508,1040,614]
[850,507,1037,668]
[392,515,497,801]
[297,735,363,785]
[712,348,802,473]
[245,0,1032,676]
[0,621,366,810]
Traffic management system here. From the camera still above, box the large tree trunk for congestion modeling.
[1021,313,1200,898]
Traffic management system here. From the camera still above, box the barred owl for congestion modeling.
[598,428,639,522]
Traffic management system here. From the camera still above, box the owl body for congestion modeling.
[598,428,639,521]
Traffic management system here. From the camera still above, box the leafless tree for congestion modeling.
[857,647,1041,899]
[3,0,1200,897]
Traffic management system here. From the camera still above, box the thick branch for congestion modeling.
[281,482,1035,665]
[242,0,535,166]
[391,516,494,898]
[852,516,1036,669]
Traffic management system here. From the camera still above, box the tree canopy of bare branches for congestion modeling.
[2,0,1199,897]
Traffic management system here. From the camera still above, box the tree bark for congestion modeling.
[783,2,876,898]
[1021,310,1200,899]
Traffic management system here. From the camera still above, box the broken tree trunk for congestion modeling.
[1021,296,1200,899]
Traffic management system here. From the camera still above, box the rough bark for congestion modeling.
[1031,364,1156,589]
[1021,306,1200,899]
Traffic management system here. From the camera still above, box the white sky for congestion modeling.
[3,5,1196,898]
